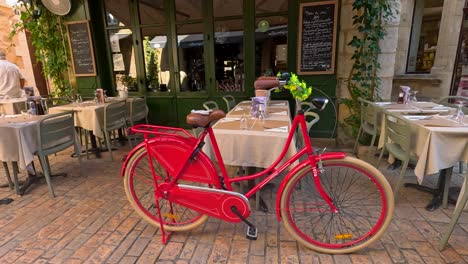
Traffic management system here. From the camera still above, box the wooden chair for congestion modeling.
[353,98,380,157]
[439,174,468,250]
[222,95,236,112]
[35,111,81,197]
[203,101,219,111]
[102,100,130,161]
[377,110,418,202]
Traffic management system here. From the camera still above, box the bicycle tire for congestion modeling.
[124,145,209,232]
[280,156,394,254]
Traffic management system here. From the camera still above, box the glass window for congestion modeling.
[407,0,444,73]
[105,0,130,27]
[255,0,288,14]
[176,0,203,21]
[451,9,468,97]
[214,20,244,92]
[214,0,243,18]
[108,29,138,91]
[142,27,171,92]
[139,0,166,25]
[255,16,288,77]
[176,24,206,92]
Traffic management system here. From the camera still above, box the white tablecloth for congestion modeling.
[376,103,468,183]
[203,101,297,168]
[0,98,27,115]
[0,115,42,169]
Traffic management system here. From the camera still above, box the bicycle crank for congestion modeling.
[163,184,251,223]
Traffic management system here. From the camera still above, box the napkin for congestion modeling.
[219,117,241,123]
[270,111,287,115]
[264,126,288,132]
[270,102,286,106]
[403,115,432,120]
[234,106,248,111]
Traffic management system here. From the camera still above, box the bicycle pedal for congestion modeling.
[246,225,258,240]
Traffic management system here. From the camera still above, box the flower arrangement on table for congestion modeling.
[276,72,312,101]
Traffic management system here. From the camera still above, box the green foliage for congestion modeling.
[277,72,312,101]
[117,75,137,89]
[9,1,74,98]
[143,37,159,88]
[343,0,397,136]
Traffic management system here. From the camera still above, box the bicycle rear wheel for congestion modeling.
[280,157,394,254]
[123,145,209,232]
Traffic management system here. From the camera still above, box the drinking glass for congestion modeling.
[454,103,465,126]
[240,114,248,130]
[410,91,418,103]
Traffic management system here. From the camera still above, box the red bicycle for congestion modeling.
[121,100,394,254]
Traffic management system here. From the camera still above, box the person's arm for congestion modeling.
[20,78,25,89]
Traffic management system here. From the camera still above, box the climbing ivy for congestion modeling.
[341,0,397,137]
[9,1,74,98]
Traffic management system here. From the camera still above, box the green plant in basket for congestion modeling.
[277,72,312,101]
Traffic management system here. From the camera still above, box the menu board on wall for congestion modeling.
[66,21,96,76]
[297,1,338,75]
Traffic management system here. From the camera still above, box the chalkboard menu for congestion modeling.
[66,21,96,76]
[297,1,338,75]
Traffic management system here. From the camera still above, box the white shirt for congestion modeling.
[0,59,23,98]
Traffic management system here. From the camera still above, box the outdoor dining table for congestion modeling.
[374,101,468,210]
[0,98,27,115]
[202,100,297,211]
[203,100,297,168]
[0,114,44,194]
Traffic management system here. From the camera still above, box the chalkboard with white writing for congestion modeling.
[297,1,337,75]
[66,21,96,76]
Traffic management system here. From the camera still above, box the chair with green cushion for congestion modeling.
[203,101,219,111]
[439,174,468,250]
[353,98,380,157]
[222,95,236,112]
[102,100,130,161]
[35,110,81,197]
[377,110,418,201]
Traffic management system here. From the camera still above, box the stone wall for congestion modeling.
[0,2,38,95]
[336,0,402,145]
[335,0,463,145]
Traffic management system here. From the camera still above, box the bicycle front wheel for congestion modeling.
[124,145,209,232]
[280,157,394,254]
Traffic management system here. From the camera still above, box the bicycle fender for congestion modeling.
[275,152,346,221]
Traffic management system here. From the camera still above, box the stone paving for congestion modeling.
[0,142,467,264]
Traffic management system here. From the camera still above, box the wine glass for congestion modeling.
[410,91,418,103]
[454,102,465,126]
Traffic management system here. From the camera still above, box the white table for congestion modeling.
[48,98,129,139]
[203,100,296,168]
[0,114,44,194]
[0,98,27,115]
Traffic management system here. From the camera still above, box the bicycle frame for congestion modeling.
[123,111,345,217]
[200,111,344,215]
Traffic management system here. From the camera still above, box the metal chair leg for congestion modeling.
[439,176,468,250]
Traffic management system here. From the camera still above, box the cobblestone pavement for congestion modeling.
[0,142,467,264]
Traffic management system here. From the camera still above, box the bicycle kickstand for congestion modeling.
[231,206,257,240]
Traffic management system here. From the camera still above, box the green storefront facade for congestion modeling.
[67,0,338,138]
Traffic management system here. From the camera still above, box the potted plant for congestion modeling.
[117,75,137,92]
